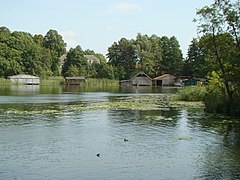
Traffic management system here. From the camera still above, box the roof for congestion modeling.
[84,55,100,64]
[8,74,39,79]
[65,77,85,80]
[131,71,152,80]
[152,74,175,80]
[59,54,67,64]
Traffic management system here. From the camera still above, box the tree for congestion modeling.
[62,45,87,77]
[161,36,183,76]
[107,38,138,80]
[44,29,66,75]
[149,34,163,77]
[84,51,115,79]
[184,38,207,77]
[133,33,158,77]
[195,0,240,101]
[0,29,43,77]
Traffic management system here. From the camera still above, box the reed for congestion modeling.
[0,78,12,84]
[176,86,207,101]
[41,76,65,86]
[82,78,119,87]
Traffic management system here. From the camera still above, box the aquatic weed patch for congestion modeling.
[0,95,205,116]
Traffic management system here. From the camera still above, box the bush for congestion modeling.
[177,86,207,101]
[204,85,240,116]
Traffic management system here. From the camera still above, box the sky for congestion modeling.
[0,0,212,58]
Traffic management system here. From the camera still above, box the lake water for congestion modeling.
[0,85,240,179]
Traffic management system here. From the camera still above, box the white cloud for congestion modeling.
[60,30,78,49]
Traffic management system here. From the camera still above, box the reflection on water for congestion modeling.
[0,86,239,179]
[10,85,40,94]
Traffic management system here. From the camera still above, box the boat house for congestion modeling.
[65,77,85,86]
[7,74,40,85]
[152,74,176,86]
[120,72,152,86]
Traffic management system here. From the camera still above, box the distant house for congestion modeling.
[65,77,85,86]
[84,55,100,64]
[120,72,152,86]
[152,74,176,86]
[59,54,67,73]
[7,74,40,85]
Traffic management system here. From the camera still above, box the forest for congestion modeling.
[0,0,239,116]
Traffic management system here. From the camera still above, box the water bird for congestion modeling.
[96,153,100,157]
[124,138,129,142]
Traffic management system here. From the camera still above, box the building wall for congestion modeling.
[8,75,40,85]
[120,80,132,86]
[153,75,175,86]
[132,77,152,86]
[162,76,175,85]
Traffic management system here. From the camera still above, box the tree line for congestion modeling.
[107,34,183,80]
[0,27,184,80]
[0,28,66,78]
[0,27,115,79]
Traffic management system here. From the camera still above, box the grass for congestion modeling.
[40,76,65,86]
[0,76,119,87]
[176,86,207,101]
[82,78,119,87]
[0,78,12,84]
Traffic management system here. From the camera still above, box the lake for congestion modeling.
[0,85,240,179]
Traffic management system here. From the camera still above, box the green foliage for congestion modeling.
[184,38,207,77]
[41,76,65,85]
[193,0,240,116]
[107,34,183,80]
[161,36,183,76]
[44,29,67,75]
[83,51,115,79]
[0,27,66,78]
[204,85,240,116]
[107,38,138,80]
[0,78,11,84]
[0,26,115,81]
[177,86,207,101]
[62,45,87,77]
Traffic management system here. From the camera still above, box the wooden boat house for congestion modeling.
[152,74,176,86]
[65,77,85,86]
[120,72,152,86]
[7,74,40,85]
